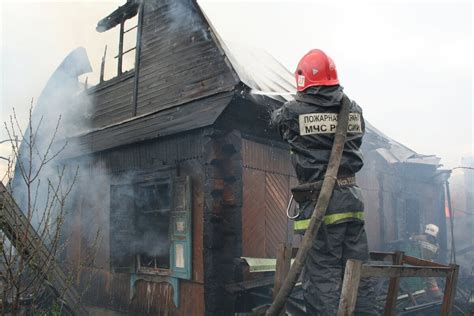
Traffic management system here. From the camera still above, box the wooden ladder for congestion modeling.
[0,181,88,315]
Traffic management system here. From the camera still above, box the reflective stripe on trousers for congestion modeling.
[294,211,364,231]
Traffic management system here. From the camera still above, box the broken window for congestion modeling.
[135,179,172,272]
[96,1,139,82]
[109,173,192,279]
[116,16,138,75]
[110,183,136,271]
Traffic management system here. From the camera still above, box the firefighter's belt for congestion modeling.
[294,211,364,230]
[291,175,356,203]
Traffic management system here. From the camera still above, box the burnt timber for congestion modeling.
[0,182,88,315]
[57,0,451,315]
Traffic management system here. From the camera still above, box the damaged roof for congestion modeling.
[96,0,295,103]
[198,2,295,103]
[364,122,441,166]
[82,0,441,166]
[96,0,139,32]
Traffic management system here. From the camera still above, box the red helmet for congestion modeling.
[295,49,339,91]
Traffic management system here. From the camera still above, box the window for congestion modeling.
[136,181,171,213]
[98,11,138,82]
[109,173,192,279]
[116,16,138,75]
[135,180,172,272]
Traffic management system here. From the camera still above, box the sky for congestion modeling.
[0,0,472,178]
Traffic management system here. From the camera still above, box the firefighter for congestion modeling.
[272,49,377,315]
[411,224,442,299]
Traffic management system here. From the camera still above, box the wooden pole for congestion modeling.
[117,21,125,75]
[132,1,144,116]
[384,251,404,315]
[337,259,363,316]
[266,95,351,315]
[273,243,292,316]
[99,45,107,83]
[441,264,459,316]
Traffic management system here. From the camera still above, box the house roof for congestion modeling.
[365,122,441,166]
[96,0,139,32]
[199,6,441,166]
[63,91,234,158]
[83,0,442,167]
[197,2,295,103]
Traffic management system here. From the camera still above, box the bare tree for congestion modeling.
[1,102,99,315]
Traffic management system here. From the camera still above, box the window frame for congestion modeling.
[109,169,193,280]
[134,175,173,275]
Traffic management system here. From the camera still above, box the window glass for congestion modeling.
[136,182,171,213]
[135,180,171,270]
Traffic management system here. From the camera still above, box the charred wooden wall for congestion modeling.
[90,73,135,128]
[136,0,237,116]
[89,0,238,130]
[202,129,243,315]
[358,149,447,254]
[62,130,208,315]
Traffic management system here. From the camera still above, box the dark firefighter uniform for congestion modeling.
[272,83,377,315]
[411,229,442,299]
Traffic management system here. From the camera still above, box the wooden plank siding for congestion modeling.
[61,131,207,314]
[241,138,296,258]
[135,0,238,116]
[242,168,266,257]
[86,0,238,132]
[90,73,135,128]
[264,173,290,257]
[129,280,204,316]
[357,149,447,252]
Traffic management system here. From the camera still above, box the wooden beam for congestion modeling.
[0,182,88,315]
[273,243,292,316]
[132,2,144,116]
[369,251,396,262]
[402,254,448,268]
[337,259,362,316]
[117,21,124,75]
[384,251,404,316]
[361,265,451,278]
[99,45,107,83]
[440,264,459,316]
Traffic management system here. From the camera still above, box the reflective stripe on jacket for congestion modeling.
[294,211,364,232]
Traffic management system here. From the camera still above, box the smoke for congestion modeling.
[8,47,93,234]
[107,170,172,266]
[152,0,211,41]
[448,164,474,274]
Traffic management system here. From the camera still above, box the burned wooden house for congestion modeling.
[58,0,450,314]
